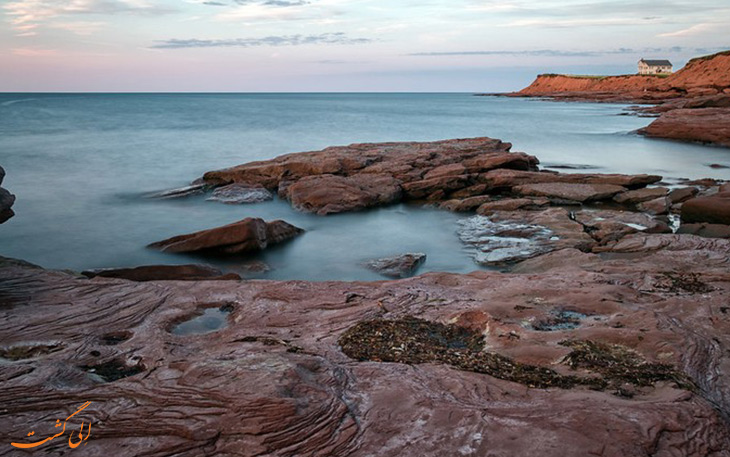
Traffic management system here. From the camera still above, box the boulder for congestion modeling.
[364,253,427,278]
[82,265,241,281]
[513,183,626,202]
[0,187,15,224]
[148,218,304,254]
[613,187,668,204]
[0,166,15,224]
[682,192,730,225]
[206,184,273,204]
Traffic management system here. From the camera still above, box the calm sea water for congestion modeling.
[1,93,729,280]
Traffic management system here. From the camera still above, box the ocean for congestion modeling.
[1,93,728,280]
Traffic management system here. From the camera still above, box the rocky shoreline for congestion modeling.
[3,134,730,455]
[500,50,730,148]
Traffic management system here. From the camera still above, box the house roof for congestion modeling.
[640,59,672,66]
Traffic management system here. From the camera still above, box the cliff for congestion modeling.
[516,50,730,100]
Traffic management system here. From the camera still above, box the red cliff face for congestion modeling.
[517,50,730,99]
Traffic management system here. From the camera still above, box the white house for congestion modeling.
[638,59,673,75]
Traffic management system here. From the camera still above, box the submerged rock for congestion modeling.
[146,183,208,199]
[148,217,304,255]
[206,183,273,204]
[364,253,427,278]
[82,264,241,282]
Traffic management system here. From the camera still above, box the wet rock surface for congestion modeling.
[364,253,427,278]
[148,217,304,255]
[81,264,242,281]
[206,183,273,204]
[2,235,730,455]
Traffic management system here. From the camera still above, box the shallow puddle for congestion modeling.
[171,307,231,336]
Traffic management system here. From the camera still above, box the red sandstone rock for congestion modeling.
[479,169,660,190]
[638,108,730,148]
[286,174,402,215]
[148,218,304,254]
[669,187,700,204]
[476,197,550,214]
[201,138,656,215]
[440,195,495,212]
[638,196,670,215]
[677,223,730,239]
[682,192,730,225]
[613,187,668,204]
[513,183,626,202]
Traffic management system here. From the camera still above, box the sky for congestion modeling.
[1,0,729,92]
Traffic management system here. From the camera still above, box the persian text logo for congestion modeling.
[10,402,92,450]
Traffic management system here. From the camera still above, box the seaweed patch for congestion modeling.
[339,317,693,393]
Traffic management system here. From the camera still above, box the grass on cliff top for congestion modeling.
[688,49,730,63]
[538,73,671,79]
[339,317,694,394]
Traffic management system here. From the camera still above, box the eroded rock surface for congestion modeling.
[2,235,730,455]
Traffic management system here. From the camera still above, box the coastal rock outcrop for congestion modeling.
[201,138,662,215]
[3,230,730,456]
[0,166,16,224]
[148,217,304,254]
